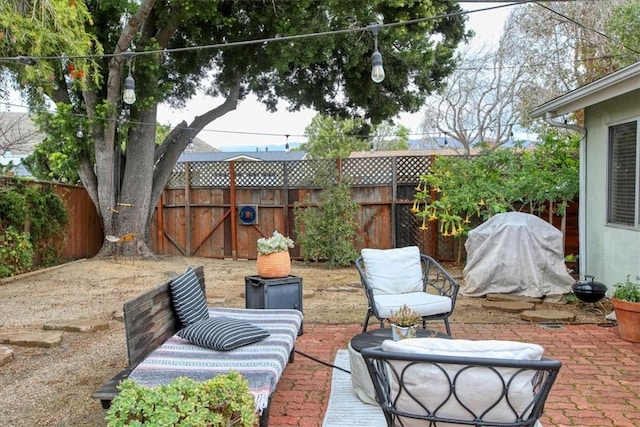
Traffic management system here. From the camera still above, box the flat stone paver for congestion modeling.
[0,346,13,366]
[485,293,542,304]
[482,301,537,312]
[207,297,227,305]
[520,309,576,322]
[0,331,63,348]
[43,318,110,333]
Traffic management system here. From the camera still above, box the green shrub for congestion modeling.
[0,188,27,229]
[0,181,68,270]
[0,226,34,278]
[294,181,361,267]
[106,373,257,427]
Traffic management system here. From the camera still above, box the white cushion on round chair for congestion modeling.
[361,246,423,295]
[380,338,544,427]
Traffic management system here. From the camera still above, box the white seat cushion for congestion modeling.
[380,338,544,427]
[361,246,423,295]
[374,292,452,318]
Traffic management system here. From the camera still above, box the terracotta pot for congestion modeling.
[256,251,291,278]
[612,298,640,343]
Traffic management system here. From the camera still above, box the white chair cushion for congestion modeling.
[361,246,423,295]
[381,338,544,427]
[374,292,452,318]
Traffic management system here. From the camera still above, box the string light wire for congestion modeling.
[0,2,536,63]
[0,0,628,144]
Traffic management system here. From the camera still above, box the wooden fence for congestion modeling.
[2,154,578,263]
[0,178,103,260]
[149,156,579,262]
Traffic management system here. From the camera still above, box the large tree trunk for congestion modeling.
[93,80,242,259]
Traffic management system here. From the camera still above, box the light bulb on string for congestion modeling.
[369,24,385,84]
[122,50,136,104]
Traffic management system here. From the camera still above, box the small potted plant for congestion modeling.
[388,304,422,341]
[256,230,295,278]
[611,275,640,343]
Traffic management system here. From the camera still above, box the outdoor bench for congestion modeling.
[91,265,303,427]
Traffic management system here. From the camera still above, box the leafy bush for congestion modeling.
[0,226,33,278]
[294,181,361,267]
[0,180,68,270]
[106,373,257,427]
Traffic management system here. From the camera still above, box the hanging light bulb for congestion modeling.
[285,134,290,152]
[122,50,136,104]
[369,24,385,83]
[76,125,84,138]
[123,75,136,104]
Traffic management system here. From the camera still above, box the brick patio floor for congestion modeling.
[270,322,640,427]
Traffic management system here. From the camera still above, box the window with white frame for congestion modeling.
[608,119,639,227]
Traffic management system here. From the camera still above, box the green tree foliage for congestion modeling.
[370,121,410,152]
[413,129,579,237]
[0,0,101,93]
[3,0,470,257]
[294,178,361,267]
[606,0,640,69]
[301,114,369,158]
[0,179,68,275]
[301,114,409,158]
[0,226,33,277]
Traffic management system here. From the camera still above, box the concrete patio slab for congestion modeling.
[43,318,110,333]
[0,331,63,348]
[520,309,576,322]
[483,300,537,312]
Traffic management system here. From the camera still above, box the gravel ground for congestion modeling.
[0,256,608,426]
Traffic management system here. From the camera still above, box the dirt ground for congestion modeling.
[0,256,611,426]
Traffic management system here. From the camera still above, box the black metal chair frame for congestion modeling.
[361,345,562,427]
[355,254,460,335]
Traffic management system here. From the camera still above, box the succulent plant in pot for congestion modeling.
[256,231,295,278]
[388,304,422,341]
[611,275,640,343]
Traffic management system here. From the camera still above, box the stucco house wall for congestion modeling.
[531,62,640,292]
[583,90,640,288]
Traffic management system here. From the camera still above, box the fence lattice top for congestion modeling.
[167,156,434,188]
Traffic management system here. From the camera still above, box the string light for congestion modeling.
[0,2,532,64]
[122,50,136,105]
[369,24,385,83]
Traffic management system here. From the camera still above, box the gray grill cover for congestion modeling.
[463,212,574,298]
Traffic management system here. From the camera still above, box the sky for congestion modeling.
[156,3,514,151]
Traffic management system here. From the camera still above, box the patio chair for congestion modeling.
[361,338,562,427]
[355,246,459,334]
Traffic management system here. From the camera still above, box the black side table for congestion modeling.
[245,275,303,334]
[348,327,449,405]
[350,327,448,353]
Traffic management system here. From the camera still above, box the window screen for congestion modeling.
[608,121,638,226]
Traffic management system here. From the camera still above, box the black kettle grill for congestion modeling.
[572,275,607,303]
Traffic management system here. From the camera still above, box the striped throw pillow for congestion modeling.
[177,316,270,351]
[170,267,209,326]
